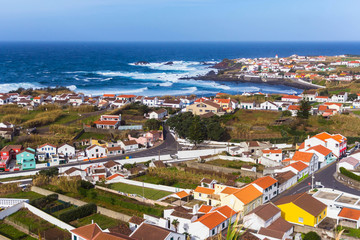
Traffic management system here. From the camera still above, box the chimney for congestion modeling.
[92,220,94,224]
[193,204,199,214]
[308,135,310,139]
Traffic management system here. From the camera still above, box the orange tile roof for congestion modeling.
[262,149,282,154]
[220,186,240,195]
[38,143,57,149]
[289,161,308,172]
[282,95,301,99]
[94,120,119,126]
[332,134,346,143]
[292,151,314,163]
[196,211,227,230]
[71,223,102,240]
[194,186,215,195]
[252,176,278,189]
[316,96,329,99]
[282,158,291,162]
[318,105,329,111]
[198,205,213,213]
[233,185,263,205]
[314,132,345,143]
[117,94,136,98]
[214,205,237,218]
[307,145,332,156]
[103,94,115,97]
[298,142,305,150]
[214,98,230,104]
[288,105,300,110]
[175,190,190,199]
[324,102,342,107]
[106,173,124,180]
[338,207,360,220]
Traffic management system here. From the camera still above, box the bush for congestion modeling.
[30,194,58,208]
[80,180,94,189]
[58,203,97,222]
[303,231,321,240]
[38,167,59,177]
[340,167,360,182]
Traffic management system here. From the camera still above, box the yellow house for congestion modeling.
[186,100,223,116]
[193,186,221,206]
[91,139,106,148]
[275,192,327,227]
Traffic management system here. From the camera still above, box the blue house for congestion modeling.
[16,148,36,170]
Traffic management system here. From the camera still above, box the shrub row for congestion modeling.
[58,203,97,222]
[340,167,360,182]
[30,194,58,209]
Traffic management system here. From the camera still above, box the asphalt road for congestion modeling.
[273,161,360,202]
[0,127,179,176]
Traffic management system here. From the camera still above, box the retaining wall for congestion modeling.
[334,172,360,190]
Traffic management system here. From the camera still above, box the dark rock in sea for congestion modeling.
[206,70,217,76]
[164,61,174,65]
[200,61,212,65]
[134,61,149,65]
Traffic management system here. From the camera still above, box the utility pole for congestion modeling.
[311,173,314,190]
[142,181,145,202]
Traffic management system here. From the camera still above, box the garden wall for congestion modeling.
[0,202,25,220]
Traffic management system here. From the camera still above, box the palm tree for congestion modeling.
[172,219,180,233]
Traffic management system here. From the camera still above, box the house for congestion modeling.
[57,143,75,157]
[120,140,139,153]
[16,148,36,170]
[193,186,216,205]
[149,109,167,120]
[337,207,360,229]
[213,98,238,112]
[63,167,87,179]
[243,203,294,240]
[240,101,256,110]
[274,171,297,194]
[129,215,145,231]
[0,122,14,129]
[262,149,282,162]
[304,144,336,168]
[85,145,107,159]
[287,105,300,116]
[70,223,135,240]
[251,176,278,202]
[303,132,347,157]
[315,96,329,103]
[186,100,223,116]
[94,114,122,129]
[0,128,14,141]
[143,97,158,107]
[281,95,301,103]
[169,190,191,201]
[291,151,319,173]
[36,143,57,159]
[116,94,136,103]
[338,157,360,171]
[301,90,318,101]
[260,101,279,110]
[112,99,129,108]
[180,96,195,106]
[68,96,84,106]
[107,146,122,156]
[162,99,182,109]
[135,96,144,103]
[87,164,107,181]
[200,178,217,189]
[331,92,348,102]
[324,102,343,113]
[103,160,121,174]
[279,161,309,181]
[130,223,185,240]
[275,192,327,227]
[0,96,10,105]
[1,145,23,165]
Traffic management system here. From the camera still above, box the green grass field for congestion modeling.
[70,213,126,230]
[0,191,43,201]
[109,182,171,200]
[0,221,36,240]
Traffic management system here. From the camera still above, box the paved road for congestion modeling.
[0,127,179,176]
[273,161,360,202]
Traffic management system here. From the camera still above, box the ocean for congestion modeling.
[1,42,360,96]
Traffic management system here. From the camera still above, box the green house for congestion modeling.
[16,147,36,170]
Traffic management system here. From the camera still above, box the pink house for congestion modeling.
[128,130,163,147]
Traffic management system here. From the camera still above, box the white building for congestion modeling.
[36,143,57,159]
[302,132,347,158]
[303,144,336,169]
[149,109,167,120]
[275,171,297,194]
[262,149,282,162]
[120,140,139,152]
[338,157,360,171]
[251,176,278,203]
[143,97,158,107]
[57,143,75,157]
[240,101,256,110]
[85,145,107,159]
[260,101,279,110]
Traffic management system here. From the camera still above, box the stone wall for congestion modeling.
[334,172,360,190]
[31,186,131,221]
[186,162,263,178]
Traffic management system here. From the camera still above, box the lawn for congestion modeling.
[0,175,33,182]
[0,191,43,201]
[43,185,165,217]
[0,221,36,240]
[77,132,110,140]
[108,182,172,200]
[206,159,264,172]
[70,213,126,230]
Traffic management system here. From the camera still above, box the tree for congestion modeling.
[297,100,311,119]
[281,110,292,117]
[348,93,357,101]
[303,231,321,240]
[144,119,161,130]
[188,116,206,146]
[172,219,179,233]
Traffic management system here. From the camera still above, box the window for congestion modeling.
[199,193,202,197]
[222,222,225,229]
[298,217,303,223]
[273,191,277,195]
[265,196,268,200]
[212,229,216,235]
[170,238,174,240]
[73,236,77,240]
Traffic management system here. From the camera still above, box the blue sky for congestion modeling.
[0,0,359,42]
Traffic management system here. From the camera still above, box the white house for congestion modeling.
[143,97,158,107]
[278,161,309,181]
[111,99,129,108]
[275,171,297,194]
[291,151,319,173]
[331,92,348,103]
[303,144,336,169]
[301,90,318,101]
[63,167,87,179]
[303,132,347,158]
[162,99,182,109]
[260,101,279,110]
[149,109,167,120]
[57,143,75,157]
[71,223,135,240]
[85,145,107,159]
[36,143,57,159]
[68,96,84,106]
[281,95,301,103]
[94,114,121,129]
[315,96,329,103]
[338,157,360,171]
[0,96,10,105]
[130,222,185,240]
[251,176,278,203]
[240,101,256,110]
[262,149,282,162]
[120,140,139,152]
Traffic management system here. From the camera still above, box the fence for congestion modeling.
[95,186,171,207]
[3,219,38,239]
[105,178,190,193]
[31,186,131,222]
[118,125,142,130]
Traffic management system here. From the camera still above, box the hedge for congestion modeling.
[58,203,97,222]
[340,167,360,182]
[30,194,58,209]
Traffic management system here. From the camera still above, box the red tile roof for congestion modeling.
[194,186,215,195]
[196,211,227,230]
[292,151,314,163]
[252,176,278,190]
[338,207,360,221]
[307,145,332,156]
[233,185,263,205]
[289,161,308,172]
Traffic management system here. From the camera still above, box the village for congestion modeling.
[1,85,360,239]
